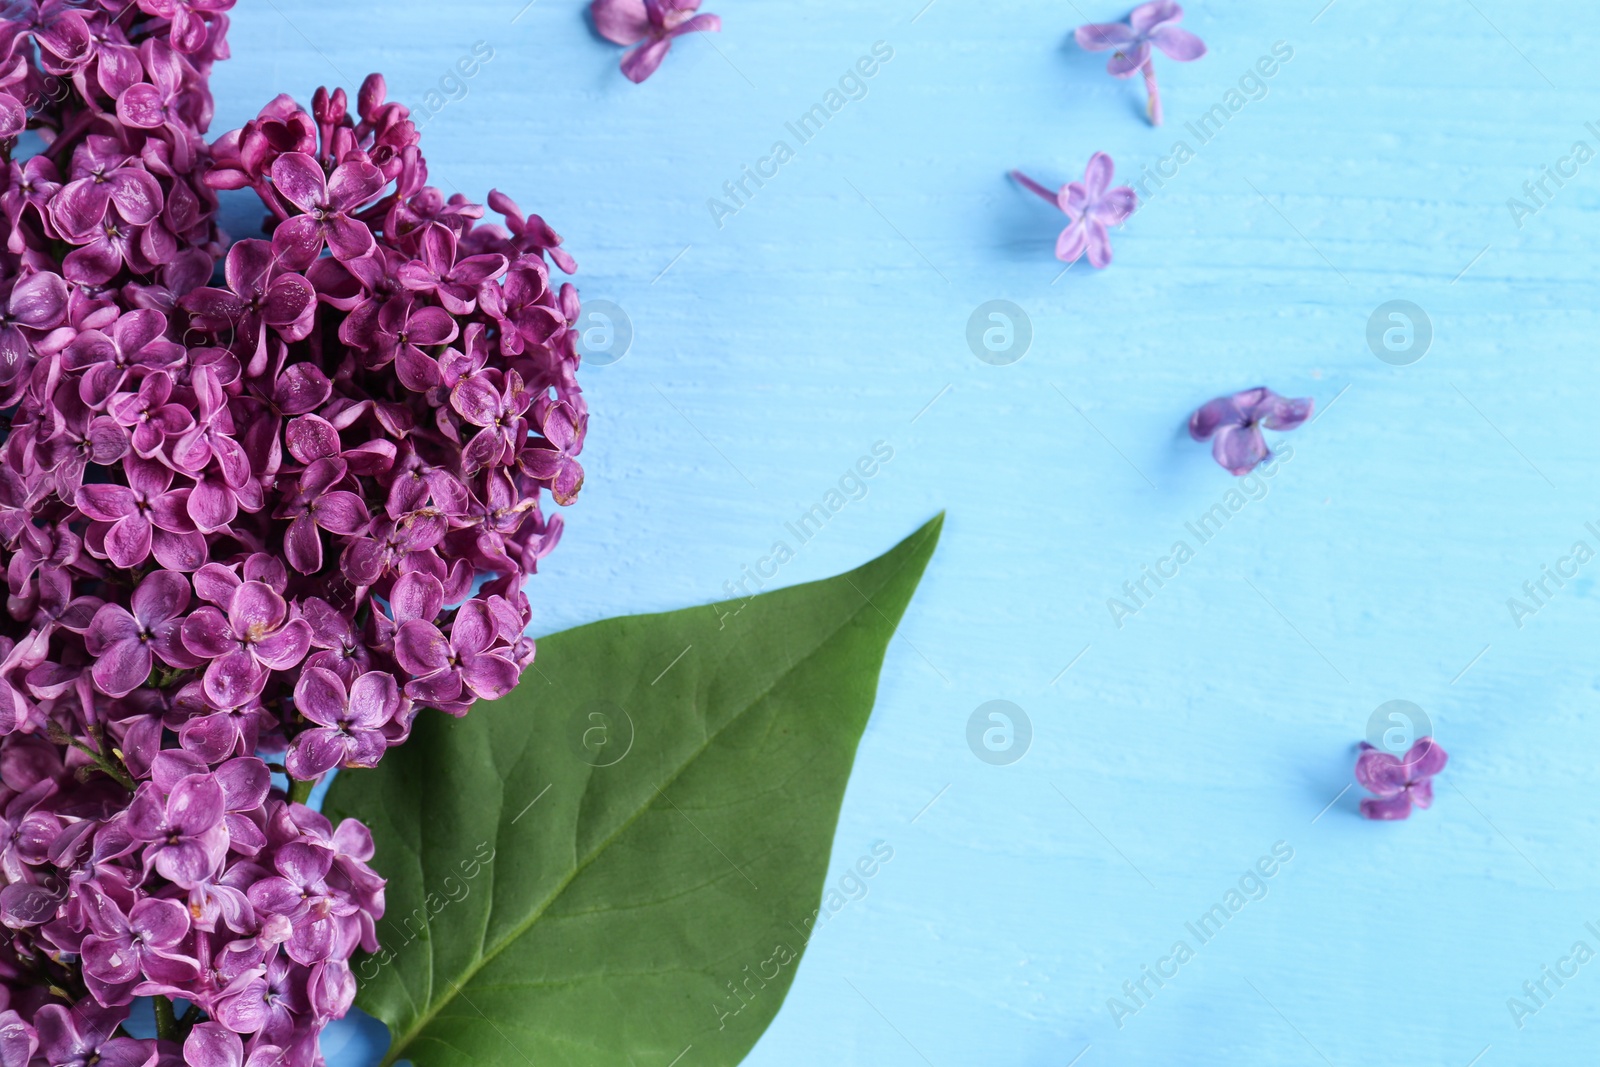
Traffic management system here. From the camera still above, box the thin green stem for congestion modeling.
[153,996,178,1042]
[60,735,135,791]
[288,777,317,806]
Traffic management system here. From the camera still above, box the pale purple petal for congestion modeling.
[254,620,312,671]
[294,668,348,729]
[269,153,327,214]
[1188,398,1236,443]
[347,672,398,727]
[1359,793,1414,820]
[1084,219,1114,269]
[1055,221,1089,264]
[1150,24,1206,61]
[1130,0,1183,33]
[594,0,652,42]
[1401,737,1448,780]
[1355,749,1407,797]
[460,653,520,700]
[621,37,674,83]
[395,621,451,676]
[1083,152,1114,200]
[1211,423,1269,476]
[286,729,349,779]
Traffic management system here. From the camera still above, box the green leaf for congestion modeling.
[324,514,943,1067]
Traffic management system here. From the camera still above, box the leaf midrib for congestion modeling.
[379,561,910,1065]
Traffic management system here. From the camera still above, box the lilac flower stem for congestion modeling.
[153,996,178,1042]
[288,776,316,806]
[1010,170,1058,204]
[47,723,135,790]
[1142,62,1163,126]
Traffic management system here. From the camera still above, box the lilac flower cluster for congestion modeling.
[0,0,585,1059]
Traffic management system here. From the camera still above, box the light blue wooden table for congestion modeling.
[216,1,1600,1063]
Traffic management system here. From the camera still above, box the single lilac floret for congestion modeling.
[1356,738,1448,820]
[1075,2,1207,126]
[591,0,722,83]
[1188,387,1313,475]
[1011,153,1138,269]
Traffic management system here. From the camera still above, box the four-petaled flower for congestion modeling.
[522,400,586,505]
[75,458,200,570]
[1012,153,1138,269]
[106,371,195,460]
[287,668,400,778]
[181,238,316,345]
[126,772,229,887]
[272,457,372,574]
[246,840,354,965]
[1188,386,1313,476]
[394,599,519,705]
[1076,1,1207,126]
[79,894,200,999]
[398,223,508,315]
[181,577,313,700]
[453,371,533,473]
[268,151,385,270]
[61,307,185,409]
[1356,738,1448,820]
[84,570,197,698]
[591,0,723,83]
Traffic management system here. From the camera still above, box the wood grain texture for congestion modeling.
[216,0,1600,1063]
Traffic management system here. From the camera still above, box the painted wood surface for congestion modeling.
[217,1,1600,1063]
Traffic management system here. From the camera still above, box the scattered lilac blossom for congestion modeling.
[1075,2,1207,126]
[1357,738,1449,820]
[1188,387,1313,475]
[1011,153,1138,269]
[591,0,722,83]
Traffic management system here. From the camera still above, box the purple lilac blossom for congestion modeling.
[1011,153,1138,269]
[590,0,722,83]
[1075,2,1206,126]
[1188,387,1313,475]
[1356,738,1449,820]
[0,0,586,1059]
